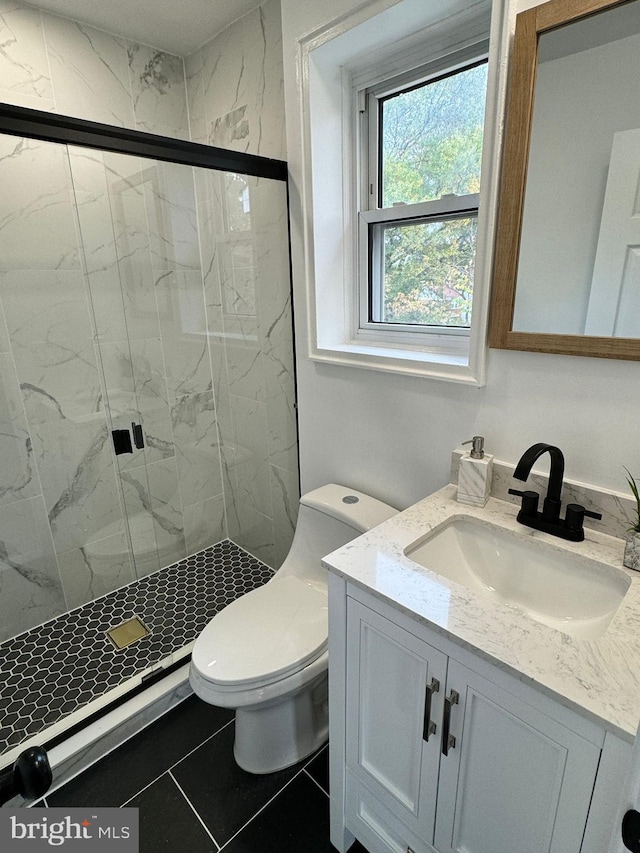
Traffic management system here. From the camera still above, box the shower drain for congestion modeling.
[106,616,150,650]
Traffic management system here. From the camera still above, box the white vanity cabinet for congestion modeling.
[329,577,626,853]
[344,599,447,852]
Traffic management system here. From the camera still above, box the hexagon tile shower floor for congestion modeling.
[0,541,274,757]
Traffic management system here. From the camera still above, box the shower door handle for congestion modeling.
[131,422,145,449]
[112,429,133,455]
[111,424,144,455]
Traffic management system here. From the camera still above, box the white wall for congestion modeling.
[281,0,640,511]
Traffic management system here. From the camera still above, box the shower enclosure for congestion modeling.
[0,110,298,644]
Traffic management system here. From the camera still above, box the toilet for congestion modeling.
[189,483,397,774]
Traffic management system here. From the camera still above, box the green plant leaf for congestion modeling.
[624,467,640,532]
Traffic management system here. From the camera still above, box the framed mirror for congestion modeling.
[490,0,640,359]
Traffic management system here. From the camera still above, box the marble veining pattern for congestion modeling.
[0,1,190,139]
[31,418,123,556]
[323,484,640,739]
[42,14,136,128]
[0,270,93,349]
[15,340,103,426]
[127,44,188,140]
[0,495,66,642]
[194,168,298,567]
[171,390,223,507]
[183,492,226,556]
[185,0,286,159]
[143,164,200,271]
[0,0,54,109]
[457,455,491,506]
[0,136,80,271]
[0,353,39,506]
[119,460,185,573]
[57,534,135,612]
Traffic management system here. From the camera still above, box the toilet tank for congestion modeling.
[275,484,398,589]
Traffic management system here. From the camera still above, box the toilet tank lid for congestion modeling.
[300,484,398,534]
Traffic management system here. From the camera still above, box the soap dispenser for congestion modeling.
[457,436,493,507]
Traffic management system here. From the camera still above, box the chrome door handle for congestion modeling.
[441,689,459,756]
[422,677,439,741]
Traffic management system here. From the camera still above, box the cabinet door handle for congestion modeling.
[422,677,439,741]
[441,689,459,756]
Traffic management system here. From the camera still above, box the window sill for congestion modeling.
[309,340,485,385]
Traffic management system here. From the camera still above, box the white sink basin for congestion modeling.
[404,516,630,639]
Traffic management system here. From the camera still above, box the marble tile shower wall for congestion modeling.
[197,170,298,571]
[0,0,189,135]
[0,0,298,643]
[185,0,286,160]
[184,2,297,572]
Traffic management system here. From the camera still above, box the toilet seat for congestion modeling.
[191,576,328,689]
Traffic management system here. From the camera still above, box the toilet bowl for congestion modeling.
[189,483,397,774]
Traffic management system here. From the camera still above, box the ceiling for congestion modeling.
[29,0,266,56]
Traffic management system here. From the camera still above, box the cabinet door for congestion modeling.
[434,658,601,853]
[345,598,447,842]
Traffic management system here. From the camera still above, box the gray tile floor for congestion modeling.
[43,695,369,852]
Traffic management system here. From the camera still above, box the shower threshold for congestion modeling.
[0,541,273,770]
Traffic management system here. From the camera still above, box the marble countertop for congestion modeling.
[323,484,640,741]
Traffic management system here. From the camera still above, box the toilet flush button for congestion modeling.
[343,495,359,504]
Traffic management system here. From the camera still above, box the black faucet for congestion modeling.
[509,443,601,542]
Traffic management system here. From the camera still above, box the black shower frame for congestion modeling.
[0,97,298,473]
[0,103,299,765]
[0,102,288,181]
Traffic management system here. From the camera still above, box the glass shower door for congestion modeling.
[0,129,298,644]
[0,133,136,635]
[0,135,214,632]
[69,146,214,581]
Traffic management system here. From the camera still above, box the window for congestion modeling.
[358,49,488,350]
[300,0,507,384]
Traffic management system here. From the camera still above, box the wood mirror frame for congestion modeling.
[489,0,640,360]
